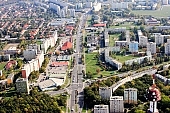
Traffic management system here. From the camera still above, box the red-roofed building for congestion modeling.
[5,60,17,70]
[93,23,106,27]
[66,26,74,30]
[59,34,66,37]
[61,41,72,51]
[51,61,69,67]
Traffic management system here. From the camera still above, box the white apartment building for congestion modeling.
[139,36,148,47]
[75,3,83,9]
[115,41,128,47]
[162,0,168,5]
[22,51,44,78]
[49,3,61,16]
[111,2,129,9]
[124,88,137,104]
[69,9,75,17]
[94,105,109,113]
[86,2,93,8]
[60,9,66,18]
[105,49,122,70]
[125,55,152,65]
[41,31,58,53]
[105,31,109,47]
[99,87,111,100]
[165,39,170,55]
[154,33,164,45]
[16,78,30,94]
[137,30,143,37]
[110,96,124,113]
[147,42,156,54]
[93,3,102,11]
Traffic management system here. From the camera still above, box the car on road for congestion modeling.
[71,109,74,112]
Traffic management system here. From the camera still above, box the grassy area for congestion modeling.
[0,62,6,70]
[109,22,134,30]
[109,34,120,46]
[36,40,42,45]
[111,54,140,63]
[131,5,170,17]
[85,52,114,78]
[87,16,92,26]
[61,76,70,88]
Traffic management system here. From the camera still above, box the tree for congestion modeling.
[96,68,100,74]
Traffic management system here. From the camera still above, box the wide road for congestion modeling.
[69,13,87,113]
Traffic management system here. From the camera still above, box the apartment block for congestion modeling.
[147,42,156,54]
[111,2,129,9]
[110,96,124,113]
[125,55,152,65]
[139,36,148,47]
[129,41,138,53]
[94,105,109,113]
[16,78,30,94]
[154,33,164,45]
[99,87,111,100]
[124,88,137,104]
[115,41,128,47]
[165,39,170,55]
[23,49,37,61]
[105,49,122,70]
[41,31,58,53]
[22,51,44,78]
[69,9,75,17]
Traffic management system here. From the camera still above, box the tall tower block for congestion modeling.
[147,75,161,113]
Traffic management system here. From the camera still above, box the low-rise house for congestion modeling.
[7,73,15,85]
[145,18,160,26]
[50,61,69,67]
[5,60,17,70]
[61,41,72,51]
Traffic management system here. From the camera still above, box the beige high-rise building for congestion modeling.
[147,42,156,54]
[94,105,109,113]
[110,96,124,113]
[165,39,170,55]
[16,78,30,94]
[124,88,137,104]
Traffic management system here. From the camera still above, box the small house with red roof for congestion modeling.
[93,23,106,27]
[61,41,72,51]
[5,60,17,70]
[50,61,69,67]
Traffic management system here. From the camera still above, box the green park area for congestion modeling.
[109,22,134,30]
[0,62,6,70]
[131,5,170,17]
[85,52,114,78]
[111,54,139,63]
[109,34,120,47]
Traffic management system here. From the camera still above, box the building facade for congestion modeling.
[139,36,148,47]
[110,96,124,113]
[147,42,156,54]
[16,78,30,94]
[165,39,170,55]
[99,87,111,100]
[154,33,164,45]
[129,41,138,53]
[94,105,109,113]
[124,88,137,104]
